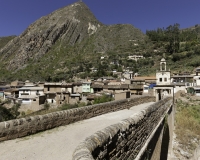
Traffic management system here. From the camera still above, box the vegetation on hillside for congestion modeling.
[0,2,200,82]
[147,24,200,56]
[144,24,200,74]
[0,36,16,50]
[1,23,200,82]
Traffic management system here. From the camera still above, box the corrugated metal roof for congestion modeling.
[91,84,103,88]
[171,75,193,78]
[44,83,62,85]
[133,76,156,80]
[4,88,19,92]
[18,95,38,99]
[19,87,43,90]
[107,85,121,89]
[44,91,56,94]
[129,84,143,89]
[70,94,80,97]
[72,82,82,86]
[120,84,129,89]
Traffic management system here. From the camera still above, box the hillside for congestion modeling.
[0,36,16,50]
[144,24,200,75]
[0,2,145,82]
[0,2,200,82]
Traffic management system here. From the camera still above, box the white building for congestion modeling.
[18,87,44,104]
[128,55,144,61]
[154,58,174,101]
[156,58,171,85]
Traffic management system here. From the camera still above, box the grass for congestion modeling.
[175,100,200,152]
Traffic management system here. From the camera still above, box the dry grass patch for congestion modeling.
[175,100,200,153]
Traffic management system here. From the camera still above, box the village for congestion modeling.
[0,58,200,114]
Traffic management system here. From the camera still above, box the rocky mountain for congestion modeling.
[0,2,102,70]
[0,1,145,80]
[0,36,16,50]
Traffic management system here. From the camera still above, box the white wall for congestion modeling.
[22,99,32,104]
[174,86,186,93]
[47,98,56,104]
[19,89,44,97]
[156,72,171,85]
[143,85,149,93]
[19,90,31,96]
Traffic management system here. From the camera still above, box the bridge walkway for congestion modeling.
[0,102,154,160]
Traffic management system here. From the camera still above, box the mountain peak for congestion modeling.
[0,1,145,81]
[0,1,102,70]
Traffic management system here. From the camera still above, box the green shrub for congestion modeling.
[44,102,50,110]
[0,105,14,121]
[9,103,21,118]
[93,94,113,104]
[60,103,79,110]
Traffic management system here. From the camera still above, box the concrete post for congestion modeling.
[156,90,159,102]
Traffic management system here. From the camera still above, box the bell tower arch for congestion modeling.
[160,58,166,71]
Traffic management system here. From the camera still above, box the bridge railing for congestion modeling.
[0,96,155,142]
[72,97,173,160]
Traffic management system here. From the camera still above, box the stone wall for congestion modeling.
[0,96,155,142]
[72,97,173,160]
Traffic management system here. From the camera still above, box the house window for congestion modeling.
[164,78,167,82]
[36,90,40,95]
[196,90,200,93]
[159,78,162,82]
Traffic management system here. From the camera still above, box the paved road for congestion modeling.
[0,102,154,160]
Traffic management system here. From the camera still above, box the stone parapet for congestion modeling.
[72,97,173,160]
[0,96,155,142]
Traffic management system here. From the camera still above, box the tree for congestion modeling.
[44,102,50,110]
[165,23,180,54]
[9,103,21,119]
[146,23,181,54]
[0,105,14,121]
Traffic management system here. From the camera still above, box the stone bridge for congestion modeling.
[0,96,174,160]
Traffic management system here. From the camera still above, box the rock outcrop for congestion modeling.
[0,1,145,81]
[0,2,102,70]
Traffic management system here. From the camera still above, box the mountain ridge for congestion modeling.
[0,1,145,82]
[0,2,144,74]
[0,2,103,70]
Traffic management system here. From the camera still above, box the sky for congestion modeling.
[0,0,199,37]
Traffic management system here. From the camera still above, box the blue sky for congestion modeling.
[0,0,199,36]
